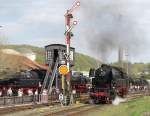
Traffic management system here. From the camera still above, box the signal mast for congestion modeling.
[64,0,80,103]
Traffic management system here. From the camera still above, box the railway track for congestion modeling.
[0,95,60,115]
[0,103,44,115]
[0,92,149,115]
[45,104,100,116]
[127,92,150,100]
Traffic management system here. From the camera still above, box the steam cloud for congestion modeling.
[80,0,147,61]
[112,96,127,105]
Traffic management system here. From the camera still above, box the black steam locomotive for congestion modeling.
[0,69,46,94]
[89,64,130,103]
[0,69,88,95]
[71,72,87,93]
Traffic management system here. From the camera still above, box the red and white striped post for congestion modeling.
[64,1,80,101]
[65,10,72,91]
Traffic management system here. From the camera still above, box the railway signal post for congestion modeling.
[64,1,80,105]
[59,65,69,105]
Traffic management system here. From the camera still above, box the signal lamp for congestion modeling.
[76,1,80,7]
[73,21,78,25]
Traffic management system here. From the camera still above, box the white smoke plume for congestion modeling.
[112,96,127,105]
[80,0,148,61]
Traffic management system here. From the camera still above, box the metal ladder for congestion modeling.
[47,58,59,94]
[41,58,59,94]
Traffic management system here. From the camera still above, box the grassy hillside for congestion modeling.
[0,44,45,64]
[74,53,100,71]
[1,44,150,78]
[0,44,100,71]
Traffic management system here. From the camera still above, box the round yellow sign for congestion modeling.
[58,65,69,75]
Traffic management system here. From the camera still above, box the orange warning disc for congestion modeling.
[58,65,69,75]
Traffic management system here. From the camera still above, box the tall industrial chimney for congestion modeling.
[118,47,123,68]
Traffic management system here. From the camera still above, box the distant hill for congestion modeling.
[112,62,150,79]
[74,53,100,71]
[0,44,101,71]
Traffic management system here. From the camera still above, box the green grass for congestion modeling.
[88,96,150,116]
[127,97,150,116]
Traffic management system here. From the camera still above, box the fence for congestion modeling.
[0,95,38,106]
[48,93,59,104]
[0,94,60,106]
[0,92,82,106]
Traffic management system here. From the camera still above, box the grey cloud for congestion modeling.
[0,0,71,44]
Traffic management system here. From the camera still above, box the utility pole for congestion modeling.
[125,50,129,75]
[64,1,80,104]
[0,26,3,45]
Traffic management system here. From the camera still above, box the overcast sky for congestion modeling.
[0,0,150,63]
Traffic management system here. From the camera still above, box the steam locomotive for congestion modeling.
[0,69,46,95]
[89,64,150,104]
[0,69,88,96]
[89,64,130,103]
[71,72,87,93]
